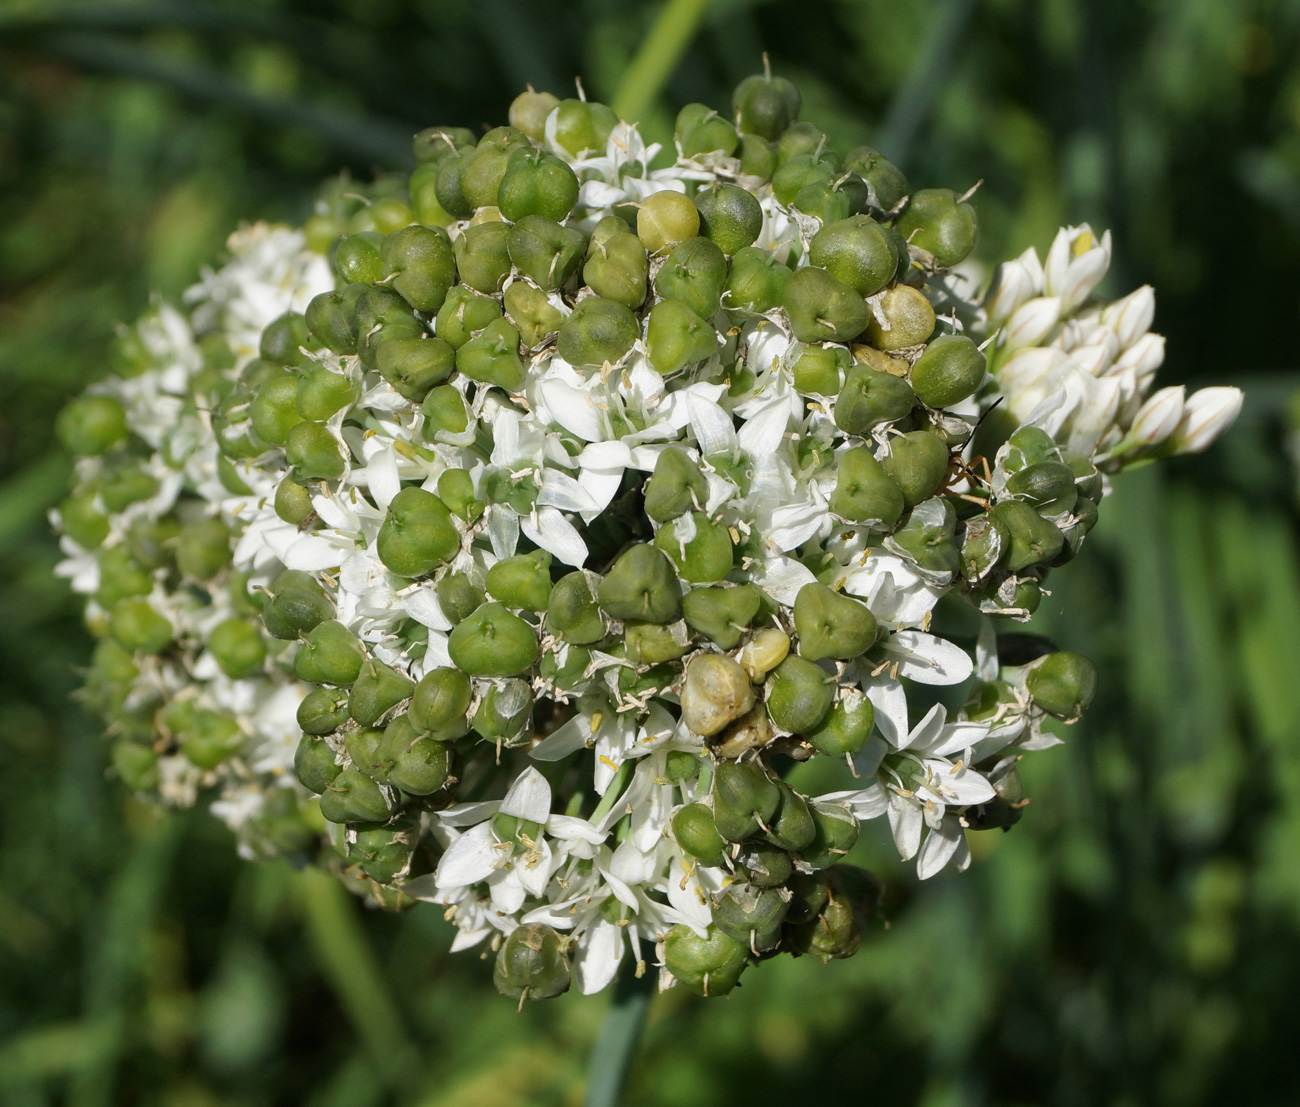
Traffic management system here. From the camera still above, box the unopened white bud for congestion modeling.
[1069,342,1116,378]
[1111,332,1166,378]
[1128,385,1185,446]
[1168,387,1244,454]
[1001,296,1061,352]
[1102,285,1156,349]
[985,248,1042,322]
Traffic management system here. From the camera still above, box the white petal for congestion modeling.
[887,797,923,861]
[916,819,964,880]
[546,815,607,845]
[539,379,605,441]
[576,921,625,995]
[522,507,588,567]
[435,823,498,888]
[282,535,345,572]
[687,392,737,456]
[865,679,909,747]
[888,631,973,685]
[367,448,401,511]
[500,766,552,822]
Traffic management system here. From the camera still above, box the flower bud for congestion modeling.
[319,765,397,824]
[297,687,351,736]
[880,430,950,508]
[448,602,539,677]
[672,802,728,866]
[681,583,762,649]
[693,183,763,255]
[294,733,343,793]
[494,923,571,1001]
[556,297,639,368]
[712,759,781,842]
[910,334,986,409]
[645,299,718,375]
[434,285,503,350]
[1025,650,1098,721]
[793,583,876,662]
[58,394,129,456]
[805,690,874,756]
[809,216,898,298]
[654,512,734,583]
[765,655,835,733]
[379,716,453,794]
[896,188,978,269]
[984,248,1042,323]
[348,659,415,727]
[724,246,790,313]
[1126,385,1185,448]
[681,654,755,737]
[1043,225,1111,314]
[1001,296,1062,353]
[1100,284,1156,350]
[783,266,871,344]
[597,544,681,623]
[637,190,700,256]
[551,98,618,158]
[664,924,748,997]
[799,803,860,870]
[713,883,788,953]
[1168,387,1243,455]
[376,487,460,577]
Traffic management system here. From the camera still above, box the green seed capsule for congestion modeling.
[681,584,761,649]
[248,372,303,446]
[297,365,356,421]
[294,620,366,686]
[435,285,503,350]
[98,464,159,514]
[456,318,525,391]
[765,655,834,732]
[58,491,109,548]
[890,497,960,575]
[959,513,1008,583]
[297,687,351,735]
[800,805,861,870]
[643,446,707,523]
[583,221,649,310]
[381,717,452,794]
[764,783,817,851]
[990,500,1065,571]
[109,599,172,654]
[486,549,553,612]
[539,644,591,690]
[836,355,917,428]
[459,126,530,210]
[664,924,748,996]
[273,478,312,530]
[776,120,829,164]
[910,334,986,408]
[672,803,727,866]
[712,760,781,842]
[843,145,909,212]
[503,281,564,348]
[95,546,152,608]
[113,742,159,792]
[806,692,875,757]
[493,923,571,1000]
[408,163,453,227]
[625,620,691,665]
[181,710,243,770]
[771,153,837,208]
[789,343,847,396]
[434,151,474,219]
[666,750,700,783]
[125,516,180,572]
[794,583,877,662]
[724,246,791,313]
[294,733,341,792]
[175,517,232,581]
[285,421,346,482]
[319,765,396,824]
[737,133,777,179]
[260,311,310,365]
[829,446,905,527]
[58,394,129,456]
[551,98,618,158]
[375,337,454,402]
[793,175,870,223]
[335,231,384,284]
[436,571,484,625]
[352,818,418,884]
[597,544,681,624]
[1006,461,1078,513]
[436,468,481,522]
[865,284,936,350]
[473,679,532,742]
[263,569,334,639]
[208,618,266,680]
[693,183,762,255]
[637,190,700,256]
[896,187,978,269]
[713,883,787,953]
[880,431,950,508]
[507,215,586,290]
[556,297,639,368]
[783,267,871,344]
[785,871,831,925]
[645,299,717,375]
[453,220,512,293]
[448,602,538,677]
[733,69,801,140]
[409,666,472,737]
[348,659,415,727]
[508,89,560,141]
[675,102,739,158]
[380,225,455,313]
[412,124,476,165]
[306,283,367,355]
[733,842,789,887]
[654,236,728,321]
[376,486,460,577]
[808,215,898,298]
[546,571,605,645]
[497,147,580,222]
[653,511,733,583]
[1025,651,1097,722]
[369,198,413,234]
[483,468,539,514]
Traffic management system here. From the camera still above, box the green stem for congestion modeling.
[611,0,713,123]
[583,959,656,1107]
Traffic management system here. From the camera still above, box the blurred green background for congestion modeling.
[2,0,1299,1103]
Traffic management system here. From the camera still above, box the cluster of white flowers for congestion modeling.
[54,78,1241,1000]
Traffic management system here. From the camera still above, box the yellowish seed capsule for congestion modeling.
[739,627,790,682]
